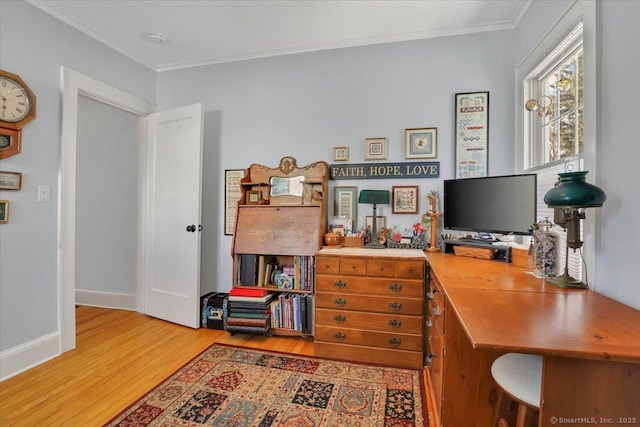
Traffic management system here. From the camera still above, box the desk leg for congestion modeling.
[540,356,640,426]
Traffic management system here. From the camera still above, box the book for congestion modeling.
[227,325,271,335]
[226,316,269,327]
[229,287,269,297]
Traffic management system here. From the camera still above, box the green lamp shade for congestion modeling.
[358,190,390,205]
[544,171,606,208]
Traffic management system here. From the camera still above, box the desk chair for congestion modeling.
[491,353,543,427]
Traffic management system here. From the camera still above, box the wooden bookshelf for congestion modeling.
[230,156,329,337]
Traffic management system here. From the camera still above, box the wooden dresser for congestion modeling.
[314,248,427,369]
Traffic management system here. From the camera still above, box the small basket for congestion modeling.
[453,245,496,260]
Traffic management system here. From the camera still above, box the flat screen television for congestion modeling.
[443,174,537,236]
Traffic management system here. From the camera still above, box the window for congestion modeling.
[516,1,599,287]
[524,22,583,169]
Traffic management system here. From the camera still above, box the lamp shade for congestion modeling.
[358,190,390,205]
[544,171,606,208]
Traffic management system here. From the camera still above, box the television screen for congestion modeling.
[443,174,537,236]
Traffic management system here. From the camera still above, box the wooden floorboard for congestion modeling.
[0,306,433,426]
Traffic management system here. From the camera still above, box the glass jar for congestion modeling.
[533,219,557,278]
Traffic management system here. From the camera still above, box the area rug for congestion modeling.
[105,343,426,426]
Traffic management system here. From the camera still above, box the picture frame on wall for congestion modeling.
[224,169,246,235]
[334,186,358,231]
[405,128,437,159]
[455,91,489,178]
[364,137,388,160]
[333,146,349,161]
[0,200,9,224]
[391,185,419,214]
[0,171,22,190]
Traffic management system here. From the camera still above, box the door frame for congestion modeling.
[59,67,156,352]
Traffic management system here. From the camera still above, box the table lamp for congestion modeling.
[358,190,390,249]
[543,171,606,288]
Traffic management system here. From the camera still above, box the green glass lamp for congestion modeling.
[543,171,606,288]
[358,190,390,249]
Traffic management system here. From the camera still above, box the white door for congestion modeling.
[144,103,204,328]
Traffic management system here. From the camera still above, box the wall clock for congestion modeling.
[0,69,36,159]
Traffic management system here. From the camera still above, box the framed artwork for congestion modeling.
[224,169,246,235]
[405,128,437,159]
[334,186,358,230]
[0,171,22,190]
[392,185,419,214]
[365,215,386,230]
[333,146,349,161]
[0,200,8,224]
[364,137,388,160]
[246,190,261,205]
[455,91,489,178]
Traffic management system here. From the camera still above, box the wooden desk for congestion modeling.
[426,252,640,427]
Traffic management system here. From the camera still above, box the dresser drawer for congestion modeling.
[315,291,423,315]
[395,260,425,279]
[316,308,423,334]
[316,275,424,298]
[366,259,397,277]
[315,325,423,351]
[340,258,367,275]
[314,342,424,369]
[315,257,340,274]
[428,295,444,333]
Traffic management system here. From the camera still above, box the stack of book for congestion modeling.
[227,288,274,335]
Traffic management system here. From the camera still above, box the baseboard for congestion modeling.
[0,332,60,381]
[75,288,137,311]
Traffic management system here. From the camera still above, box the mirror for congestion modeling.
[270,175,305,197]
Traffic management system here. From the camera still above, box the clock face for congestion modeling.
[0,76,33,123]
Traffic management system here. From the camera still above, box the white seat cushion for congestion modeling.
[491,353,542,408]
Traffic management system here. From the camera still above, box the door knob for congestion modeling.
[186,225,196,232]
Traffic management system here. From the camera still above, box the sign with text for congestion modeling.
[330,162,440,180]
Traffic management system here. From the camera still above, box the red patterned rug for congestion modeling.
[105,343,427,426]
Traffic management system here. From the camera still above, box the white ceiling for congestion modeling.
[28,0,531,72]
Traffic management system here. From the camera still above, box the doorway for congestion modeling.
[59,67,156,352]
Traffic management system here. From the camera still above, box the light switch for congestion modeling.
[38,185,50,202]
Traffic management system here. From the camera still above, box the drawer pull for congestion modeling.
[388,337,402,347]
[388,283,403,292]
[333,314,347,323]
[432,306,441,316]
[388,302,402,311]
[334,298,347,306]
[426,319,433,327]
[388,319,402,328]
[334,280,347,288]
[427,292,433,299]
[333,332,346,341]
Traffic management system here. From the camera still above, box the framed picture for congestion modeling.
[365,215,386,230]
[0,171,22,190]
[364,137,388,160]
[224,169,246,235]
[405,128,437,159]
[0,200,8,224]
[455,91,489,178]
[392,185,419,214]
[333,146,349,161]
[334,186,358,230]
[246,190,261,205]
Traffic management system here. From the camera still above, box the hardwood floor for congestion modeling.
[0,306,433,426]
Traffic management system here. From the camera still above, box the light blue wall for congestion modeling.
[156,31,516,294]
[0,1,156,351]
[1,0,638,359]
[597,0,640,308]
